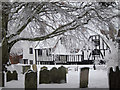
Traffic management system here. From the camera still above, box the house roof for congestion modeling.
[52,40,68,55]
[34,35,83,55]
[34,37,58,49]
[35,41,52,49]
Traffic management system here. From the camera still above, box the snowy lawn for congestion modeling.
[1,64,109,88]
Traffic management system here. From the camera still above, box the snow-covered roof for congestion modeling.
[52,40,68,55]
[35,41,53,49]
[34,38,57,49]
[34,35,64,49]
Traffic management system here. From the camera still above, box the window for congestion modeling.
[38,49,42,56]
[24,59,28,64]
[29,48,33,54]
[60,37,65,44]
[46,49,49,56]
[94,39,100,46]
[46,48,52,56]
[60,55,66,61]
[30,60,33,64]
[92,49,100,55]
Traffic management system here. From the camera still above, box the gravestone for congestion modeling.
[80,67,89,88]
[58,66,66,83]
[32,64,37,72]
[6,71,12,82]
[49,67,59,83]
[39,69,50,84]
[41,66,48,70]
[109,66,120,89]
[25,69,37,90]
[6,70,18,82]
[12,70,18,80]
[22,65,30,74]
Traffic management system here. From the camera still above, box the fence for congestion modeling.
[36,54,83,65]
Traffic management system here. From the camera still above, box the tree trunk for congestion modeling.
[2,2,9,66]
[2,38,9,66]
[2,4,9,86]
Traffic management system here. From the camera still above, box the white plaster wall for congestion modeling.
[22,42,35,64]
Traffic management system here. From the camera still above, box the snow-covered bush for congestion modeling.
[103,40,118,68]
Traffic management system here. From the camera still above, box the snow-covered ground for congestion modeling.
[1,64,109,88]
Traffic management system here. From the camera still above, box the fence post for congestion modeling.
[80,67,89,88]
[32,64,37,72]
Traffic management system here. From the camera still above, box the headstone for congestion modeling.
[109,66,120,89]
[58,66,66,83]
[12,70,18,80]
[22,65,30,74]
[25,69,37,90]
[80,67,89,88]
[6,71,12,82]
[41,66,48,71]
[39,69,50,84]
[32,64,37,72]
[49,67,59,83]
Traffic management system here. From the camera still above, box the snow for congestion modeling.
[0,64,109,88]
[53,40,68,55]
[35,41,53,49]
[103,40,118,68]
[88,70,109,88]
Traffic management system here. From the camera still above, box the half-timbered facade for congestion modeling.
[22,35,110,65]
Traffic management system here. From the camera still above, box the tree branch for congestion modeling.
[7,17,32,40]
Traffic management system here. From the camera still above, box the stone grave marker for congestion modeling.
[12,70,18,80]
[22,65,30,74]
[58,66,66,83]
[49,67,59,83]
[41,66,48,71]
[25,69,37,90]
[80,67,89,88]
[39,69,50,84]
[109,66,120,89]
[6,71,12,82]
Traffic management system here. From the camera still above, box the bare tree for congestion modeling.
[2,2,120,67]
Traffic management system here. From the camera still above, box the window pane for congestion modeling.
[29,48,33,54]
[30,60,33,64]
[38,49,42,56]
